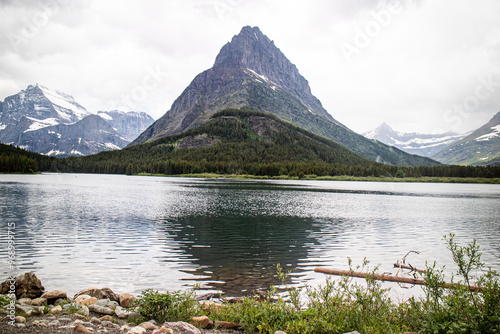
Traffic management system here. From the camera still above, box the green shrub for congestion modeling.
[134,288,199,323]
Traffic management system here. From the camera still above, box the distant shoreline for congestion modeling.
[136,172,500,184]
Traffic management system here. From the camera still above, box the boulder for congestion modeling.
[74,287,119,302]
[163,321,201,334]
[189,316,213,329]
[0,272,44,299]
[119,292,137,308]
[41,289,67,301]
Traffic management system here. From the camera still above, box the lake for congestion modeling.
[0,173,499,300]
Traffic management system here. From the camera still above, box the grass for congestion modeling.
[133,235,500,333]
[136,172,500,184]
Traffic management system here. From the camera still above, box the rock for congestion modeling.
[15,315,26,323]
[90,317,101,324]
[77,305,90,318]
[275,331,288,334]
[54,297,69,305]
[17,298,32,305]
[127,326,147,334]
[75,295,97,306]
[119,292,136,308]
[114,305,130,318]
[214,320,241,330]
[74,324,93,334]
[58,317,73,323]
[95,298,110,306]
[41,289,67,300]
[126,311,143,321]
[163,321,201,334]
[74,287,119,302]
[31,297,47,306]
[74,313,87,320]
[154,328,174,334]
[102,320,119,328]
[0,272,44,299]
[99,315,114,322]
[140,321,159,330]
[189,316,213,329]
[343,332,361,334]
[16,323,26,328]
[15,304,33,316]
[88,304,114,315]
[51,305,63,314]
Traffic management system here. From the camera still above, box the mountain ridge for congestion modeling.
[432,111,500,165]
[363,123,467,158]
[0,85,154,156]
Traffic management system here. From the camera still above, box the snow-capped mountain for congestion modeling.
[363,123,467,158]
[0,84,154,156]
[432,111,500,166]
[97,110,154,142]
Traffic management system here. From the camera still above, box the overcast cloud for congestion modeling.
[1,0,499,134]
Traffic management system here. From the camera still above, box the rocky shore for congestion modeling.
[0,272,244,334]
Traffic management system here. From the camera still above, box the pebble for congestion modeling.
[140,321,158,330]
[41,289,67,300]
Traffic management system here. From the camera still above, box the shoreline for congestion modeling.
[136,172,500,184]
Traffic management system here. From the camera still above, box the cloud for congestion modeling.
[0,0,498,135]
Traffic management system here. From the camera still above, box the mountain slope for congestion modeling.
[130,26,439,167]
[19,114,129,157]
[432,111,500,165]
[61,109,381,176]
[363,123,467,157]
[97,110,154,142]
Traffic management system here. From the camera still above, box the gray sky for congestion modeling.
[1,0,499,134]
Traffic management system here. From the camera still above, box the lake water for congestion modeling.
[0,173,499,300]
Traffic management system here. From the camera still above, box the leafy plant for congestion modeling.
[134,288,199,323]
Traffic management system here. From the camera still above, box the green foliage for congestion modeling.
[130,237,500,333]
[134,288,199,324]
[0,143,56,173]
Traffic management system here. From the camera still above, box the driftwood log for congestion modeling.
[314,267,482,292]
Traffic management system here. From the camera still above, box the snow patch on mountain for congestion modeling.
[36,84,91,121]
[475,125,500,141]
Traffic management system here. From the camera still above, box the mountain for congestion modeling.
[0,84,91,145]
[130,26,439,167]
[0,84,154,156]
[432,111,500,166]
[97,110,154,142]
[363,123,467,158]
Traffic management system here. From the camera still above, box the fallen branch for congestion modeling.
[314,267,482,292]
[393,262,427,274]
